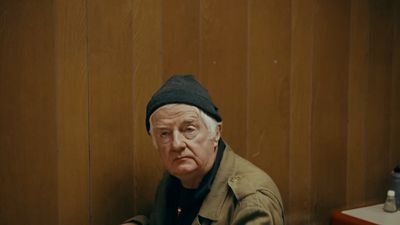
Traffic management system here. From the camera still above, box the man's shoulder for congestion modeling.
[223,146,282,203]
[224,145,275,186]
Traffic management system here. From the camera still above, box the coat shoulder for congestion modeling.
[226,150,282,205]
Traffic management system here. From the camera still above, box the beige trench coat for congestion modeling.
[123,144,285,225]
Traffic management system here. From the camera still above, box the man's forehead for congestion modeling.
[151,104,201,124]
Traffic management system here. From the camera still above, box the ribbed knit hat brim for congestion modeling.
[145,75,222,132]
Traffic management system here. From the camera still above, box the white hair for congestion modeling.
[149,104,221,141]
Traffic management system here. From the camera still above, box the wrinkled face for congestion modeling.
[150,104,219,183]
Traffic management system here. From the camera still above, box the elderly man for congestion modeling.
[123,75,284,225]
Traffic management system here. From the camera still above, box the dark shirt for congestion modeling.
[165,140,226,225]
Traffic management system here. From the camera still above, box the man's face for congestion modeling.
[150,104,219,185]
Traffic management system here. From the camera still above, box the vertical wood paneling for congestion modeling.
[288,0,314,224]
[390,0,400,168]
[199,0,248,155]
[346,0,369,206]
[132,0,163,216]
[162,0,199,77]
[311,0,350,223]
[248,0,291,208]
[365,0,393,202]
[0,1,58,224]
[55,0,90,224]
[87,1,134,224]
[0,1,399,225]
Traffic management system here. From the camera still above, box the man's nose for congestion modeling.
[171,131,186,151]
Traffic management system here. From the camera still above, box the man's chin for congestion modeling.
[171,165,197,177]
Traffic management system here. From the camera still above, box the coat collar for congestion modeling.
[197,144,237,221]
[154,143,243,224]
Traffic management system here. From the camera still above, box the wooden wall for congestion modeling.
[0,0,399,225]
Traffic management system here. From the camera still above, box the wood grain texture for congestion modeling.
[162,0,199,77]
[199,0,248,156]
[0,1,399,225]
[364,0,393,202]
[0,1,58,224]
[346,0,369,207]
[87,0,134,224]
[247,0,291,209]
[132,0,163,216]
[288,0,314,223]
[311,0,350,223]
[55,0,90,224]
[389,0,400,169]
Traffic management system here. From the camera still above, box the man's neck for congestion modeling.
[180,177,203,189]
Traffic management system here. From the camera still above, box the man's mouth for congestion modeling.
[174,155,191,161]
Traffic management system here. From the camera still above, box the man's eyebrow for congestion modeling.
[182,118,200,125]
[153,124,170,130]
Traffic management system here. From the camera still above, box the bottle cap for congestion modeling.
[388,190,395,197]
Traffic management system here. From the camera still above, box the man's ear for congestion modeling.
[213,124,222,147]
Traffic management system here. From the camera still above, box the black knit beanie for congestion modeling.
[145,75,222,133]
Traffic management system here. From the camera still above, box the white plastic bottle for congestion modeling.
[383,190,397,213]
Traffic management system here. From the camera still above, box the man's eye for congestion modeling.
[184,126,198,139]
[160,131,170,137]
[185,127,196,133]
